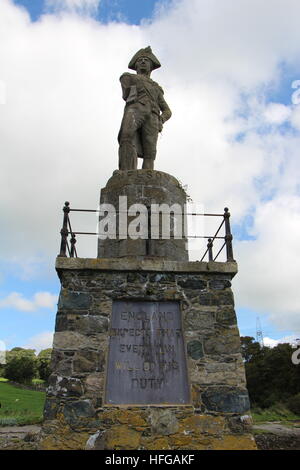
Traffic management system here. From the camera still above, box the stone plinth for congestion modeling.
[97,170,188,261]
[39,257,256,450]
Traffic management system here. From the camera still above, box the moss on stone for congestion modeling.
[210,434,257,450]
[104,425,141,450]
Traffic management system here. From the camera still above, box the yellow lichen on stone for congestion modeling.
[39,430,90,450]
[39,413,92,450]
[210,434,257,450]
[101,409,147,428]
[179,415,226,436]
[163,288,179,298]
[168,433,195,448]
[191,385,201,407]
[141,436,170,450]
[192,438,212,450]
[168,433,212,449]
[104,425,141,450]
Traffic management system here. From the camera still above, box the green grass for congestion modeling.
[252,428,275,435]
[0,382,46,426]
[251,403,300,424]
[32,378,45,385]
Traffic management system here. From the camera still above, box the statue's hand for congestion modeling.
[158,117,163,132]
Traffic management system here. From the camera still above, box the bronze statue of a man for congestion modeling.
[118,47,172,170]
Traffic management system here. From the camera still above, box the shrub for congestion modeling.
[287,393,300,415]
[37,349,52,383]
[4,355,37,384]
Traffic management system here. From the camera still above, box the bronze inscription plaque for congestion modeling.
[105,301,190,404]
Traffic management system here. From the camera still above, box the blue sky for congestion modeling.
[1,0,300,353]
[13,0,160,23]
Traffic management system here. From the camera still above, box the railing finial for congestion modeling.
[224,207,234,262]
[58,201,71,257]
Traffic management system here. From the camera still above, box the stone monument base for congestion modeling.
[98,170,188,261]
[39,257,256,450]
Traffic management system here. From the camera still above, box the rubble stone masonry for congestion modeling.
[39,258,256,450]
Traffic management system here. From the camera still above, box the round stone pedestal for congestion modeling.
[97,170,188,261]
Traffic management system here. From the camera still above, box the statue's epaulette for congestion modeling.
[119,72,134,81]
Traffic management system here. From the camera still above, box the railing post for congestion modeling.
[70,232,77,258]
[224,207,234,262]
[58,201,70,257]
[146,205,151,256]
[207,238,213,261]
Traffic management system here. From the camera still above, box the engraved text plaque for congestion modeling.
[105,301,190,404]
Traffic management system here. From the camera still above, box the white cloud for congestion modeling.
[0,340,6,364]
[1,0,300,335]
[234,195,300,332]
[34,292,58,308]
[149,0,300,88]
[0,80,6,105]
[289,104,300,130]
[263,335,300,348]
[263,102,291,124]
[5,255,54,281]
[0,292,58,312]
[23,331,54,352]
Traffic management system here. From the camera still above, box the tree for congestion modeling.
[37,349,52,382]
[240,336,262,363]
[0,364,5,378]
[4,348,37,384]
[240,337,300,408]
[287,393,300,415]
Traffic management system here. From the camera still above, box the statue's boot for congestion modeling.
[142,158,154,170]
[118,141,137,170]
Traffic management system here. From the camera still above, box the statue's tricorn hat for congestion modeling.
[128,46,161,71]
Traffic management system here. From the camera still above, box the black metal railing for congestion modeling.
[58,202,235,262]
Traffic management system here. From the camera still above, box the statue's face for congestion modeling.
[135,56,152,74]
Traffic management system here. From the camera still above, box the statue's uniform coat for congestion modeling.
[118,72,172,170]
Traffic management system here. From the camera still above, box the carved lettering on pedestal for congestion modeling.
[105,301,190,404]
